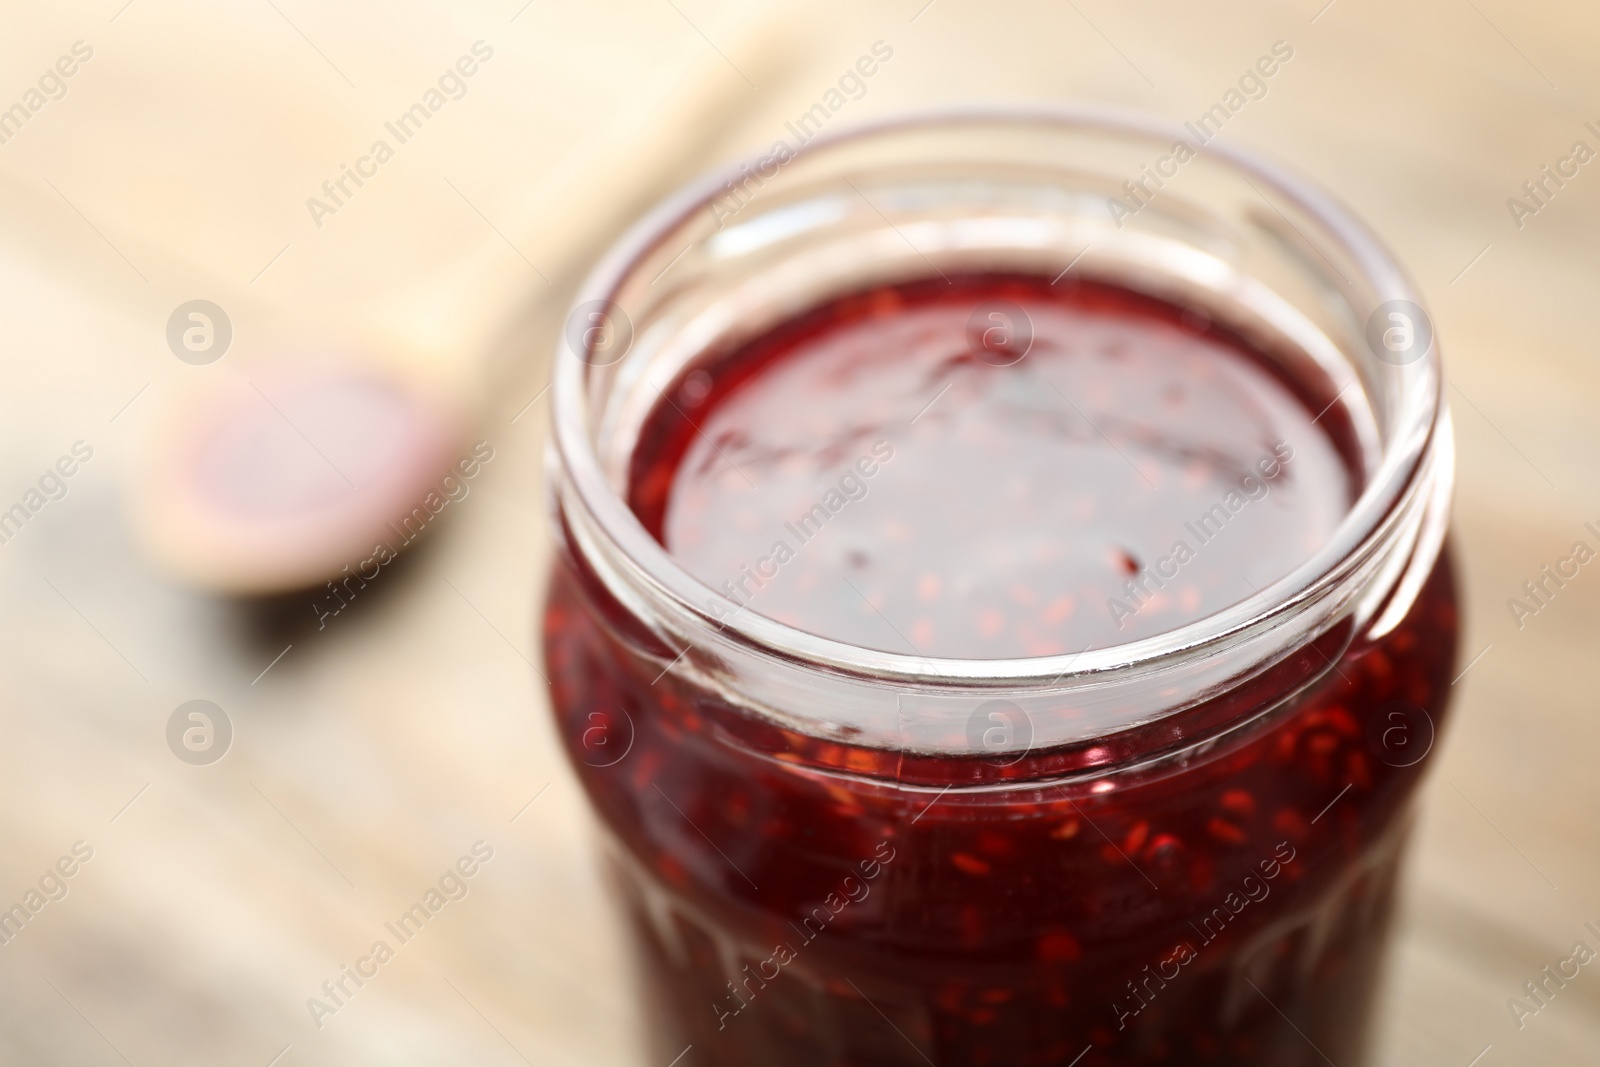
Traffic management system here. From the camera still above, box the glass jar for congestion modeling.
[541,107,1457,1067]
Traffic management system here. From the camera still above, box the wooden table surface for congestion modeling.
[1,1,1597,1064]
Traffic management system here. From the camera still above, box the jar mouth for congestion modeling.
[550,103,1447,692]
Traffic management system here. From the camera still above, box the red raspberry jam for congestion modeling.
[542,274,1457,1066]
[631,275,1355,657]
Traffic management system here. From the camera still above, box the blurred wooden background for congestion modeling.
[0,1,1597,1064]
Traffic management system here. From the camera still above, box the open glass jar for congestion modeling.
[542,108,1457,1066]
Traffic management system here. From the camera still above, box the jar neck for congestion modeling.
[547,106,1451,766]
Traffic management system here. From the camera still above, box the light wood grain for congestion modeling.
[0,2,1596,1065]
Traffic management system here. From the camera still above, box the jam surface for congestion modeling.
[632,275,1353,656]
[544,274,1458,1067]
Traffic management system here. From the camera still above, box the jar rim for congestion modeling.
[549,103,1446,689]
